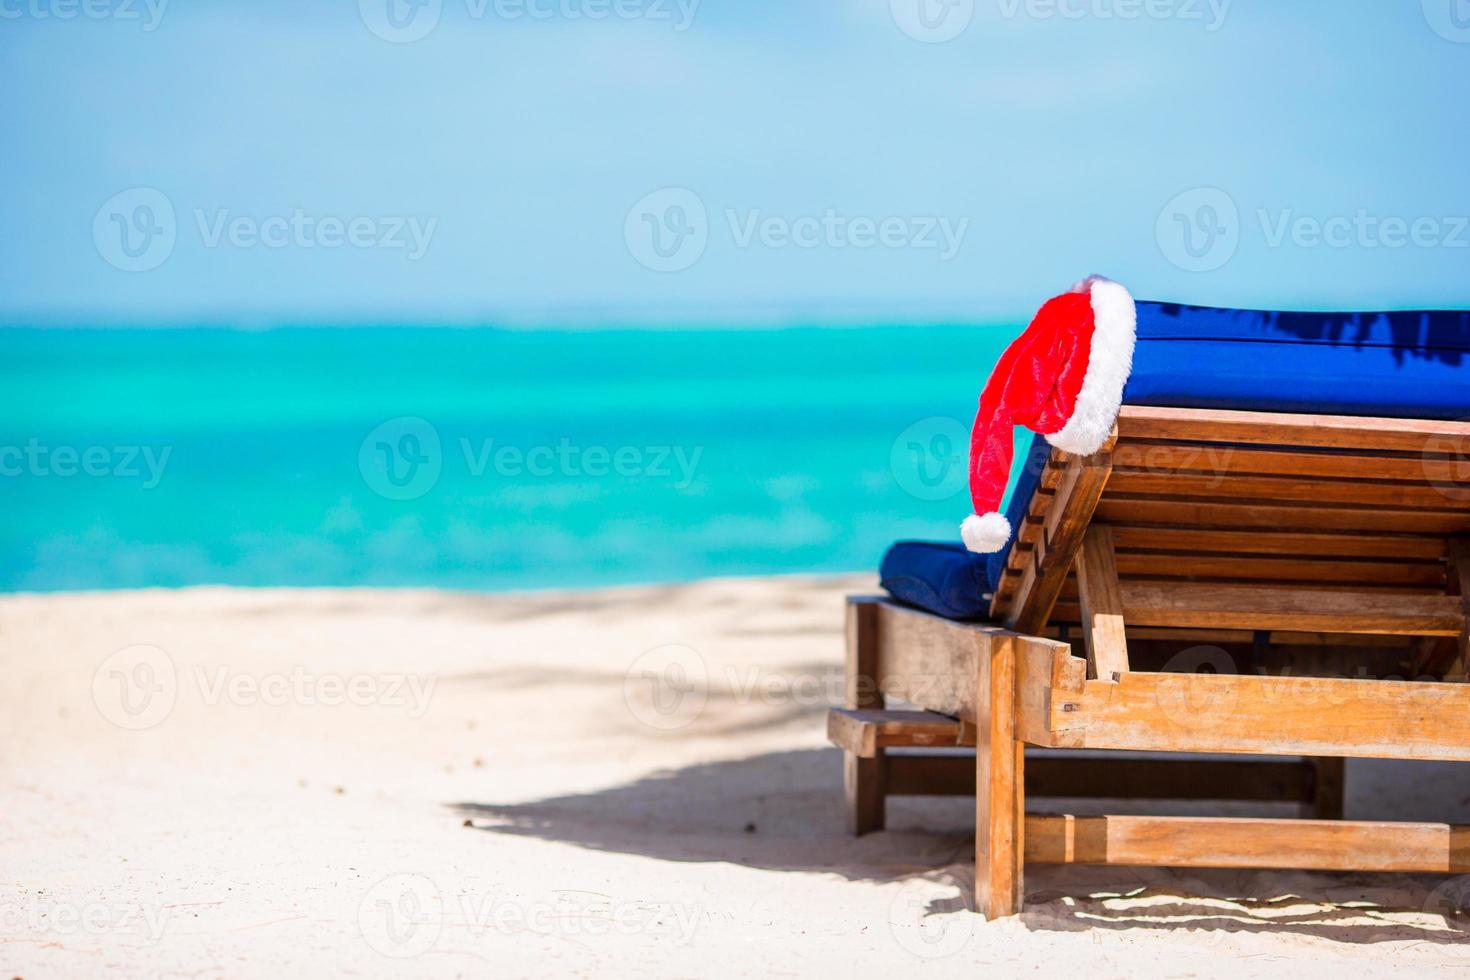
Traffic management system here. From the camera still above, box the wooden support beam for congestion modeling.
[884,753,1316,803]
[1451,540,1470,681]
[1015,642,1470,760]
[1120,583,1464,637]
[1025,815,1470,873]
[975,635,1023,919]
[843,598,885,836]
[1311,757,1345,820]
[1074,525,1129,681]
[826,709,965,758]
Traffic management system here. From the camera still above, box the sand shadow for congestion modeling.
[450,746,1470,947]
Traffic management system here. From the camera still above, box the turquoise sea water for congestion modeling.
[0,326,1020,593]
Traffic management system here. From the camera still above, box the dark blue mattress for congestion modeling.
[880,302,1470,621]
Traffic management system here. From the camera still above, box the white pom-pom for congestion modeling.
[961,512,1012,554]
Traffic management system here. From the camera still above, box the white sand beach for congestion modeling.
[5,578,1470,977]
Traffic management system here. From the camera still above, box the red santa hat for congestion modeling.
[960,276,1137,553]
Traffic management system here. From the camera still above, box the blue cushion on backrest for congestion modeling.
[881,301,1470,621]
[1125,303,1470,419]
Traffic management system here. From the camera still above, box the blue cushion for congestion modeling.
[1125,303,1470,419]
[881,301,1470,620]
[879,540,993,620]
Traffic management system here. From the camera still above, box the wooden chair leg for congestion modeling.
[975,636,1024,918]
[845,752,887,835]
[1311,757,1346,819]
[844,599,885,835]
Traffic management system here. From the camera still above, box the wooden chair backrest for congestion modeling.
[988,407,1470,664]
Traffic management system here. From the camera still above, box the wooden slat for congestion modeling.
[1025,815,1470,872]
[1120,583,1463,636]
[885,754,1315,802]
[1064,576,1440,602]
[1115,405,1470,454]
[1016,642,1470,760]
[1096,497,1470,535]
[872,600,981,719]
[826,708,964,757]
[991,454,1082,614]
[1115,553,1446,588]
[1107,469,1466,510]
[1114,627,1415,648]
[870,599,1073,721]
[1108,525,1446,561]
[1074,525,1129,680]
[1109,440,1452,483]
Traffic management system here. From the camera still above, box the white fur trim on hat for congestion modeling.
[961,512,1012,554]
[1045,277,1137,456]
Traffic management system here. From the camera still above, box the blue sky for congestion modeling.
[1,0,1467,325]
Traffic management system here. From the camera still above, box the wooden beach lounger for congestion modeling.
[830,301,1470,918]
